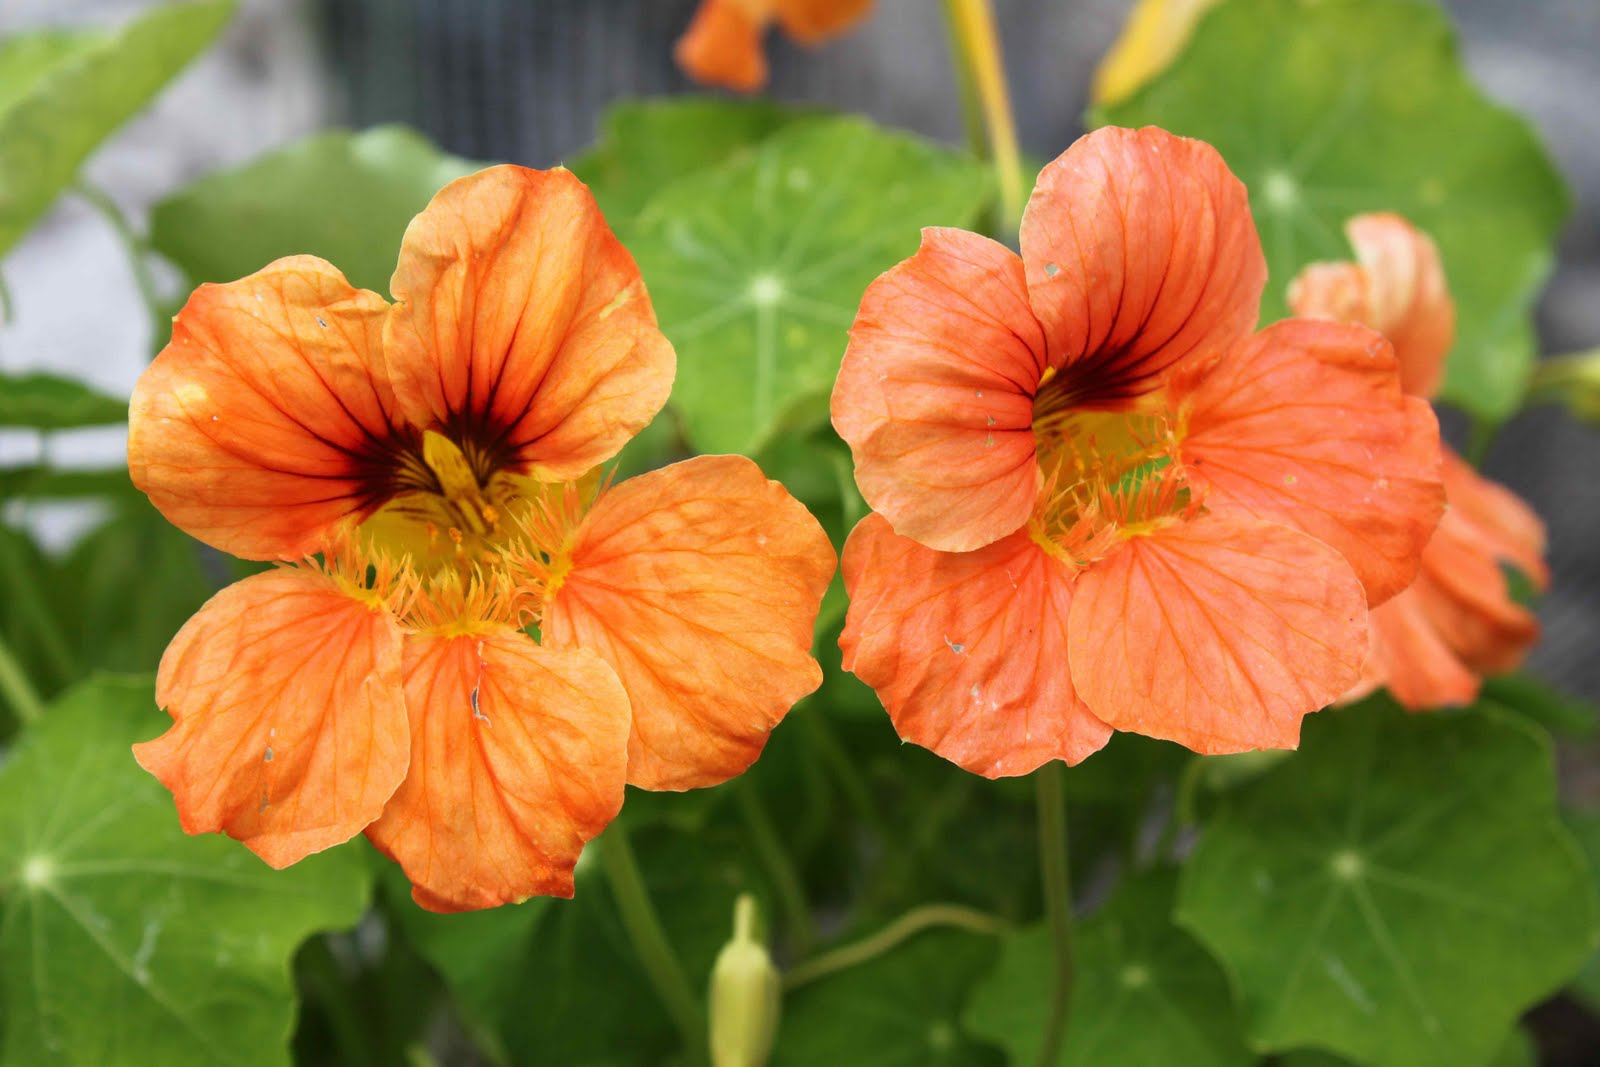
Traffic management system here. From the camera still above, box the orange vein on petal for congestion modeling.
[544,455,836,791]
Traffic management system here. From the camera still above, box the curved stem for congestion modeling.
[783,903,1010,991]
[1035,761,1075,1067]
[597,826,708,1064]
[735,778,817,956]
[0,635,44,725]
[72,181,166,339]
[941,0,1027,232]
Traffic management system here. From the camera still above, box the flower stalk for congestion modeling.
[1035,760,1075,1067]
[941,0,1027,232]
[598,824,709,1065]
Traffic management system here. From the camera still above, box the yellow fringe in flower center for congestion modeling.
[345,431,604,635]
[1027,401,1196,567]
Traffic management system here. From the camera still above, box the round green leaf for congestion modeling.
[1096,0,1568,421]
[1176,699,1597,1066]
[965,871,1252,1067]
[626,116,991,455]
[0,0,234,257]
[149,126,477,295]
[572,97,819,223]
[0,677,371,1066]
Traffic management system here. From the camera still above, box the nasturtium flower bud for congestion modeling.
[709,894,781,1067]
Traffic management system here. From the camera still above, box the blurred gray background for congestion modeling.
[0,0,1596,695]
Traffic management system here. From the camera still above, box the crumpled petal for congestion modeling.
[1068,514,1368,754]
[128,256,397,560]
[1019,126,1265,406]
[365,629,631,912]
[1440,449,1548,591]
[777,0,874,42]
[839,514,1111,776]
[1357,592,1481,710]
[675,0,770,92]
[543,455,835,791]
[386,165,674,482]
[832,227,1047,552]
[1179,318,1444,606]
[133,568,408,867]
[1288,212,1455,399]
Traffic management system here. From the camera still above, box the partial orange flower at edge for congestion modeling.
[675,0,875,92]
[832,126,1446,774]
[129,164,836,911]
[1290,212,1549,710]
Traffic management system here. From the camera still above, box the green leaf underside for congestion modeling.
[1177,698,1597,1067]
[149,126,477,296]
[0,371,127,430]
[0,677,369,1066]
[0,0,235,258]
[966,870,1251,1067]
[571,97,822,222]
[626,115,991,456]
[773,928,1002,1067]
[1097,0,1568,421]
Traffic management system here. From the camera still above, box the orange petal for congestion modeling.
[1359,590,1482,710]
[675,0,770,91]
[543,455,836,790]
[365,630,631,912]
[777,0,875,43]
[839,514,1111,776]
[133,568,408,867]
[1440,449,1548,590]
[386,165,674,481]
[128,256,398,560]
[1179,318,1444,606]
[1410,517,1541,678]
[1288,213,1455,399]
[1068,514,1368,754]
[1019,126,1265,405]
[832,227,1048,552]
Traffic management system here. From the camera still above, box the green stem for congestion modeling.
[0,267,12,324]
[0,636,44,725]
[1035,761,1075,1067]
[73,181,166,338]
[941,0,1027,232]
[800,711,888,840]
[598,826,708,1064]
[735,779,817,956]
[782,903,1010,991]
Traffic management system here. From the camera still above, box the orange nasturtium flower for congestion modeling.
[674,0,874,92]
[1290,213,1549,709]
[128,165,836,911]
[832,126,1446,774]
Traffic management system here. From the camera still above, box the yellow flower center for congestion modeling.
[351,430,594,633]
[1028,372,1193,566]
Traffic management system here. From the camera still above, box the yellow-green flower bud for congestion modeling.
[708,894,781,1067]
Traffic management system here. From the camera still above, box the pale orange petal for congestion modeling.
[1346,213,1455,398]
[1068,514,1367,754]
[832,227,1047,552]
[128,256,398,560]
[1288,213,1455,399]
[777,0,874,42]
[386,165,674,481]
[365,629,631,912]
[839,514,1111,776]
[1179,318,1444,606]
[133,568,408,867]
[1019,126,1265,405]
[675,0,770,91]
[543,455,835,791]
[1411,509,1541,678]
